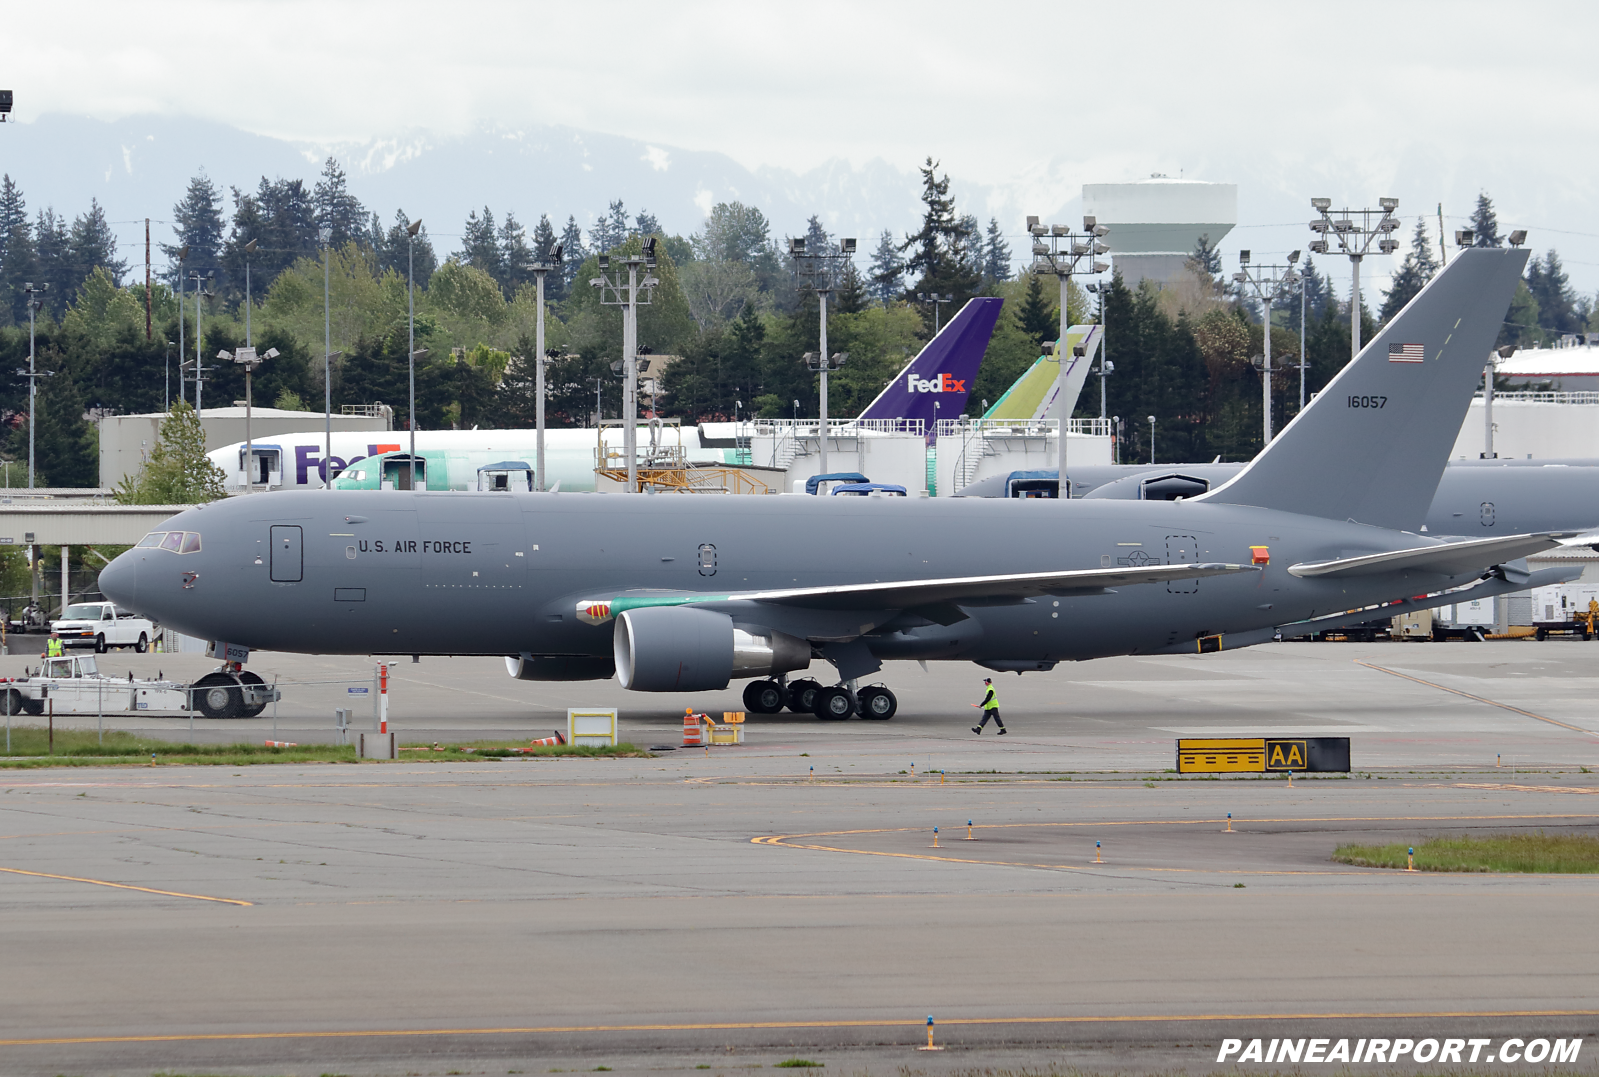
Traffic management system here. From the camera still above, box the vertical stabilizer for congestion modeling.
[983,325,1104,423]
[857,297,1002,426]
[1200,247,1528,529]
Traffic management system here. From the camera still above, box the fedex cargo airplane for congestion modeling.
[208,297,1004,492]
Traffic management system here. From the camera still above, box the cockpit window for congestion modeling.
[180,532,202,554]
[159,532,185,552]
[137,532,166,548]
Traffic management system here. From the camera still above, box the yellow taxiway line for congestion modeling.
[6,1009,1599,1048]
[1356,660,1599,737]
[0,866,252,906]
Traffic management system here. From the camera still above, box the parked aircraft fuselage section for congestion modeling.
[102,488,1505,668]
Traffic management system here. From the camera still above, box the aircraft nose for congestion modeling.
[99,550,138,608]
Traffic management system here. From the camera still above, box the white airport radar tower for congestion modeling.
[1081,177,1238,288]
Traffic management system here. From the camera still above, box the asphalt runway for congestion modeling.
[2,639,1599,1074]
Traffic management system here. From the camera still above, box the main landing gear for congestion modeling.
[741,676,897,721]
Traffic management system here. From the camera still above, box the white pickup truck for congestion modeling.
[49,602,155,653]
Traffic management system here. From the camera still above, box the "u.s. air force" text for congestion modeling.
[356,539,473,554]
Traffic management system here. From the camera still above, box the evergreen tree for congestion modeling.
[458,207,501,278]
[161,171,225,283]
[312,158,366,247]
[67,198,126,291]
[1471,193,1501,247]
[635,209,661,238]
[1016,272,1057,351]
[800,214,837,292]
[532,213,563,299]
[867,230,901,304]
[1527,250,1578,333]
[983,217,1011,283]
[1189,234,1222,277]
[112,401,227,503]
[0,175,34,325]
[956,212,983,280]
[34,208,72,315]
[835,261,867,314]
[1379,218,1439,324]
[590,199,631,253]
[899,158,980,312]
[373,210,438,288]
[27,366,96,486]
[559,215,586,295]
[223,178,319,301]
[497,211,532,296]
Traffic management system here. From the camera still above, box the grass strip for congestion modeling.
[0,727,650,767]
[1333,831,1599,873]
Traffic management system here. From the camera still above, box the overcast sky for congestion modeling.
[8,0,1599,295]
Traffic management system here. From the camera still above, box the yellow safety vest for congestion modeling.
[982,684,998,710]
[46,637,63,657]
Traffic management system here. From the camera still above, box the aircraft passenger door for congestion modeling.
[1166,535,1198,593]
[270,525,303,583]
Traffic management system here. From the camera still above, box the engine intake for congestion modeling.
[614,606,810,691]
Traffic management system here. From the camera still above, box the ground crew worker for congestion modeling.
[971,677,1006,735]
[45,631,63,658]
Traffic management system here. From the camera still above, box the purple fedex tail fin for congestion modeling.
[856,297,1002,426]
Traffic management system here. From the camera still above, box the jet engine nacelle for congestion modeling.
[613,606,811,692]
[505,653,616,681]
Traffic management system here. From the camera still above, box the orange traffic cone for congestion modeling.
[530,731,566,747]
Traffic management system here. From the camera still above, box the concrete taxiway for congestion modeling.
[1,640,1597,1074]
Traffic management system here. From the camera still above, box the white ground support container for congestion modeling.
[1530,582,1599,638]
[934,419,1113,496]
[744,420,932,496]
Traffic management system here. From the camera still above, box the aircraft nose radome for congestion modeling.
[99,552,137,608]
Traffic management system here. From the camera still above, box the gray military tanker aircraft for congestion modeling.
[101,248,1568,721]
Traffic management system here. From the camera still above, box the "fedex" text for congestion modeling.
[907,372,966,393]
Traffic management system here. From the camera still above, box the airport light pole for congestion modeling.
[1307,197,1400,362]
[591,240,660,492]
[176,245,188,407]
[1027,214,1110,496]
[18,282,51,488]
[321,226,333,487]
[1085,281,1113,420]
[917,292,953,334]
[405,218,423,490]
[792,236,856,476]
[189,270,216,414]
[1231,249,1300,444]
[526,242,564,491]
[1148,415,1156,464]
[218,346,279,492]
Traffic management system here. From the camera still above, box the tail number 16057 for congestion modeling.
[1347,395,1387,408]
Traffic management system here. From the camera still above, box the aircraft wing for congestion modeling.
[576,562,1258,623]
[1287,532,1575,580]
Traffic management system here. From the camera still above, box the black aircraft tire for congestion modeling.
[193,674,243,720]
[239,671,269,718]
[134,633,148,654]
[0,689,23,716]
[858,686,896,720]
[742,679,786,714]
[785,679,820,714]
[814,686,855,720]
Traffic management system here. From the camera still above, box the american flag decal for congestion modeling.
[1389,343,1425,363]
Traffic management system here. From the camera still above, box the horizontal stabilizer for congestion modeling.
[1287,532,1573,579]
